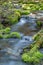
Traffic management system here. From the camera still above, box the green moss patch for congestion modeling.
[0,27,21,39]
[22,29,43,64]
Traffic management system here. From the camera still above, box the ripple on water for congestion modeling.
[11,16,39,36]
[0,13,42,65]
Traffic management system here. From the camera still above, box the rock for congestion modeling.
[22,36,33,41]
[29,13,36,19]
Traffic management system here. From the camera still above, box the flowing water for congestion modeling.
[0,12,43,65]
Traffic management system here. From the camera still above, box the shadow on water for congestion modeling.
[0,12,43,65]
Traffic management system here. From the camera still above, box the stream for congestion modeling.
[0,12,43,65]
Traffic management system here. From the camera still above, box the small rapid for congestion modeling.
[0,12,43,65]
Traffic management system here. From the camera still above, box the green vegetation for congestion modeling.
[3,27,11,34]
[22,3,43,11]
[22,50,43,63]
[0,0,43,65]
[0,27,21,39]
[0,1,43,26]
[36,21,42,28]
[7,11,21,25]
[22,29,43,64]
[10,32,21,38]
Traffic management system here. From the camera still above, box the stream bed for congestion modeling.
[0,12,43,65]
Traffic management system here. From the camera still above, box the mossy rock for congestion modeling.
[36,21,42,28]
[0,27,11,34]
[10,32,21,38]
[22,50,43,63]
[3,27,11,34]
[7,11,21,25]
[0,27,21,39]
[22,29,43,64]
[21,10,30,15]
[3,32,21,39]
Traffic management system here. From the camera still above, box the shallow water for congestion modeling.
[11,15,39,36]
[0,12,43,65]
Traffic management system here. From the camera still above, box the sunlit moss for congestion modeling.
[22,4,31,10]
[33,29,43,40]
[3,32,21,39]
[22,50,43,63]
[0,27,21,39]
[3,27,11,34]
[22,29,43,63]
[10,32,21,38]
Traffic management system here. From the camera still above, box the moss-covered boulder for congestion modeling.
[0,27,21,39]
[22,29,43,64]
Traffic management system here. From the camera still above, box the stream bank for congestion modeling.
[0,13,43,65]
[0,1,43,65]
